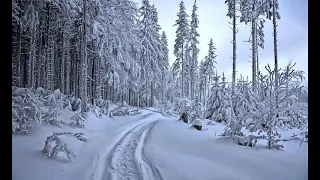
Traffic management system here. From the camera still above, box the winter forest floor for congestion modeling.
[12,109,308,180]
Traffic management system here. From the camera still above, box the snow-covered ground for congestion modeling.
[12,109,307,180]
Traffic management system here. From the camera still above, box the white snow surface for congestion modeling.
[12,109,307,180]
[191,118,203,127]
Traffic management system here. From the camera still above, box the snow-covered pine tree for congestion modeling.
[173,1,190,98]
[206,72,234,124]
[199,60,207,105]
[160,31,170,102]
[138,0,162,107]
[204,39,218,103]
[205,71,220,120]
[188,0,200,100]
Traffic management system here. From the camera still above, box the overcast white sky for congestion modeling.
[133,0,308,84]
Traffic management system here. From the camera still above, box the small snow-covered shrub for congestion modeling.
[69,98,82,112]
[206,85,234,124]
[178,99,192,123]
[112,107,141,116]
[191,119,203,131]
[12,91,43,134]
[128,109,142,116]
[95,99,111,116]
[112,108,128,116]
[35,87,48,96]
[12,87,29,97]
[41,89,68,127]
[228,120,244,136]
[42,132,87,161]
[189,100,204,123]
[69,112,87,128]
[232,134,265,148]
[91,105,102,118]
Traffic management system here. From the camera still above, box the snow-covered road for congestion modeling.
[102,120,162,180]
[12,110,308,180]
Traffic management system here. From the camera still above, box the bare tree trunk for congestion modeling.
[204,77,207,106]
[80,0,88,112]
[231,0,237,94]
[65,38,71,95]
[181,43,184,98]
[46,5,55,91]
[251,18,257,89]
[273,0,279,109]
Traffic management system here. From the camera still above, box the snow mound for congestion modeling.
[191,119,203,131]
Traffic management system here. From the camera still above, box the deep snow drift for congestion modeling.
[12,109,307,180]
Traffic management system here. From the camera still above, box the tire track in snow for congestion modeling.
[103,120,162,180]
[138,121,163,180]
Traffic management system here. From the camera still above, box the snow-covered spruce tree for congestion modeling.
[278,61,306,129]
[246,64,304,149]
[188,0,200,100]
[173,1,190,98]
[160,31,170,103]
[150,4,164,107]
[232,81,254,127]
[215,73,234,124]
[206,72,235,125]
[189,98,204,122]
[198,60,207,105]
[225,0,239,93]
[138,0,162,107]
[201,39,218,105]
[205,72,221,121]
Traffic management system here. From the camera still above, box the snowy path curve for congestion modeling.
[93,119,162,180]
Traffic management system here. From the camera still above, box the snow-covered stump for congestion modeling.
[191,119,203,131]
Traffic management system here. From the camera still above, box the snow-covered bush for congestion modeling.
[206,84,234,124]
[191,119,203,131]
[111,107,141,116]
[179,99,192,123]
[69,112,87,128]
[189,99,204,123]
[41,89,68,127]
[12,89,43,134]
[228,120,244,136]
[42,132,87,161]
[232,134,265,148]
[67,97,82,112]
[245,63,304,149]
[112,108,128,116]
[232,84,255,127]
[98,99,111,116]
